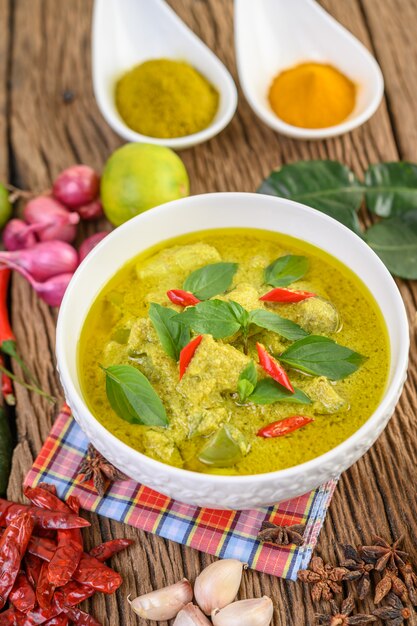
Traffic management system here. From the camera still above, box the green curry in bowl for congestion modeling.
[78,228,389,475]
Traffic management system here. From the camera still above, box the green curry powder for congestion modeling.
[115,59,219,138]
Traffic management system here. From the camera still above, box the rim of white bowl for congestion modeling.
[92,0,238,150]
[57,192,409,485]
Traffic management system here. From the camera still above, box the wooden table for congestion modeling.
[1,0,417,623]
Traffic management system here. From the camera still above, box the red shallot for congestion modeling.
[76,199,104,221]
[6,265,74,307]
[23,196,80,243]
[52,165,100,209]
[0,241,78,282]
[79,232,108,263]
[3,219,38,251]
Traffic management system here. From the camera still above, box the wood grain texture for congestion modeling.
[2,1,417,624]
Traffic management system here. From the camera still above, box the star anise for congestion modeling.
[360,536,409,572]
[375,568,408,605]
[257,521,305,546]
[373,592,412,624]
[400,562,417,606]
[298,556,348,602]
[77,444,129,496]
[316,592,376,625]
[341,544,375,600]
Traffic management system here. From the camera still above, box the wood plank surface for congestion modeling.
[2,1,417,624]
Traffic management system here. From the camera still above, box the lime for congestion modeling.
[0,184,12,228]
[101,143,190,226]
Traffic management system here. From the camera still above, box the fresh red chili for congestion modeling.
[36,561,55,609]
[62,605,101,626]
[259,287,316,303]
[0,270,15,346]
[89,538,134,561]
[9,570,36,613]
[257,415,314,438]
[0,512,34,610]
[179,335,203,380]
[0,498,90,530]
[0,355,14,406]
[167,289,200,307]
[256,343,294,393]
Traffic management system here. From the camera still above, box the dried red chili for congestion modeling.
[43,617,69,626]
[0,512,34,610]
[46,495,83,587]
[62,605,102,625]
[36,561,55,609]
[0,499,90,530]
[257,415,314,438]
[167,289,200,307]
[256,343,294,393]
[9,570,36,613]
[89,538,134,561]
[73,552,123,594]
[260,287,316,303]
[179,335,203,380]
[27,535,56,562]
[25,553,43,587]
[0,607,24,625]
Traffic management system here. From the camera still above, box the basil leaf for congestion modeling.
[265,255,309,287]
[149,303,190,361]
[101,364,168,427]
[183,262,238,300]
[249,309,308,341]
[279,335,366,380]
[237,361,257,402]
[365,162,417,217]
[365,211,417,279]
[176,300,243,338]
[258,160,363,233]
[250,379,311,405]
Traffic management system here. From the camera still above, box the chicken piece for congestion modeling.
[102,340,129,367]
[303,376,348,414]
[178,335,249,408]
[136,243,221,283]
[217,282,263,312]
[274,297,340,335]
[191,407,230,437]
[143,429,184,467]
[127,317,177,383]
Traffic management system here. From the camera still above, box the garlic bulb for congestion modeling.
[194,559,246,615]
[128,579,193,621]
[212,596,274,626]
[174,603,212,625]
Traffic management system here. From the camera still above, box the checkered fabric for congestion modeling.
[25,411,337,580]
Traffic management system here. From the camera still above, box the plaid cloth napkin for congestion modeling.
[24,410,337,580]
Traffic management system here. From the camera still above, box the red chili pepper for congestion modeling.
[43,617,70,626]
[0,270,15,347]
[25,581,95,624]
[73,552,122,594]
[0,512,34,610]
[39,483,58,496]
[179,335,203,380]
[256,343,294,393]
[257,415,314,438]
[0,498,90,530]
[25,553,43,587]
[259,287,316,303]
[27,535,56,562]
[89,538,134,561]
[9,570,36,613]
[62,605,101,626]
[0,355,15,406]
[167,289,200,307]
[36,561,55,609]
[0,607,24,625]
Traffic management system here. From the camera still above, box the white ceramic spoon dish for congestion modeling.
[234,0,384,140]
[92,0,238,149]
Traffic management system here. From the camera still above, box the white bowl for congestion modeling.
[56,193,409,509]
[92,0,238,150]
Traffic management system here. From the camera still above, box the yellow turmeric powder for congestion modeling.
[268,62,356,129]
[115,59,219,139]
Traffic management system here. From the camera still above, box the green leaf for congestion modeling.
[249,309,309,341]
[149,303,190,361]
[365,162,417,217]
[237,361,257,402]
[258,160,363,233]
[101,364,168,427]
[198,425,243,467]
[279,336,366,380]
[183,262,238,300]
[250,379,311,405]
[365,211,417,279]
[265,255,309,287]
[175,300,244,339]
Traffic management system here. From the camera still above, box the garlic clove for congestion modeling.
[212,596,274,626]
[128,578,193,621]
[194,558,246,615]
[174,603,212,625]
